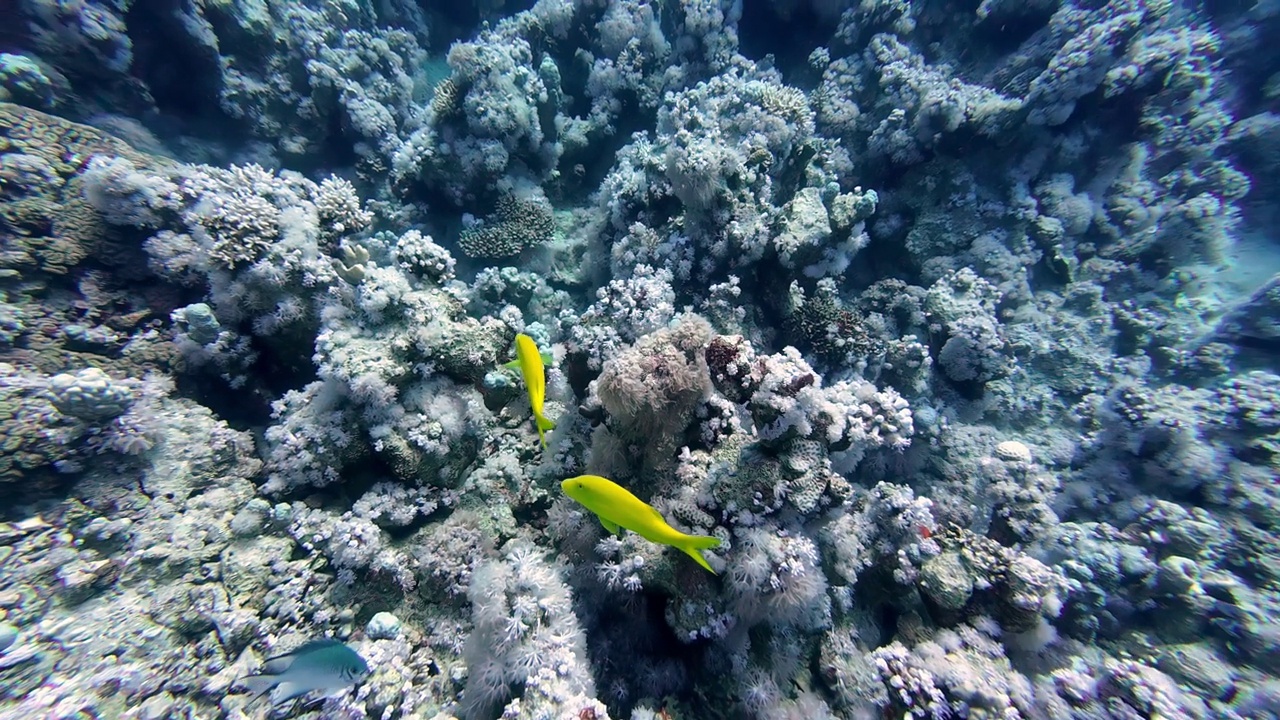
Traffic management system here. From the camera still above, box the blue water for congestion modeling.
[1,1,1278,718]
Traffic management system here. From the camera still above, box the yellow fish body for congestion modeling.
[506,333,556,448]
[561,474,721,574]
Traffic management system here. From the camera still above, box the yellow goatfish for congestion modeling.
[561,474,721,574]
[504,333,556,448]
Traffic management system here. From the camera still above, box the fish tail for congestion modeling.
[679,534,722,575]
[535,412,556,448]
[238,673,280,698]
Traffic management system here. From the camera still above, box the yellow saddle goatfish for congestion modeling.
[561,474,721,574]
[504,333,556,448]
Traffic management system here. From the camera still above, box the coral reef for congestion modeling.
[0,1,1277,719]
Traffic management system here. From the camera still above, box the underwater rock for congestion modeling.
[0,639,53,701]
[1207,273,1280,351]
[366,611,402,640]
[1158,643,1236,700]
[0,622,16,653]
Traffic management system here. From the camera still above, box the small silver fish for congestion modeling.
[240,638,369,705]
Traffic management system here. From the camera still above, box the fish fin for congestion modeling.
[238,673,280,698]
[600,517,621,535]
[258,656,296,676]
[679,534,722,575]
[539,351,554,366]
[502,359,521,371]
[534,413,555,449]
[269,681,308,705]
[321,685,353,699]
[281,638,344,655]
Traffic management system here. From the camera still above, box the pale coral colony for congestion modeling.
[1,1,1280,719]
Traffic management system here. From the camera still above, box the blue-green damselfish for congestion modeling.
[240,638,369,705]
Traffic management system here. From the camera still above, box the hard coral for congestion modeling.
[0,103,167,276]
[194,191,280,269]
[48,367,134,421]
[0,102,159,177]
[705,334,762,404]
[458,194,555,260]
[786,281,882,369]
[0,363,77,484]
[430,76,462,119]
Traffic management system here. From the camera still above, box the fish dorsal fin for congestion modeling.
[280,638,342,656]
[263,638,341,672]
[600,516,621,535]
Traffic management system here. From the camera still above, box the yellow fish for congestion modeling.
[504,333,556,448]
[561,474,721,574]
